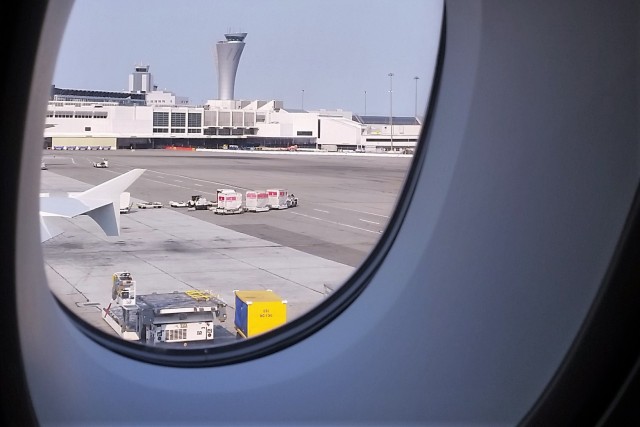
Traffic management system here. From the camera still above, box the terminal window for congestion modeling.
[153,112,169,127]
[188,113,201,127]
[171,112,186,127]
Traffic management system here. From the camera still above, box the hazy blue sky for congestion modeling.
[53,1,442,117]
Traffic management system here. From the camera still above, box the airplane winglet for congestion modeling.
[41,169,146,242]
[73,169,146,237]
[78,168,146,200]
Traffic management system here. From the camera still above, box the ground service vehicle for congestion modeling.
[137,201,163,209]
[92,158,108,168]
[111,271,136,304]
[104,273,227,345]
[186,194,211,210]
[4,1,640,426]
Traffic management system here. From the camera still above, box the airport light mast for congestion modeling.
[364,90,367,115]
[388,72,394,152]
[414,76,420,118]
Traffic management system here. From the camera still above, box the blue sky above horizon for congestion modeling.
[53,0,442,117]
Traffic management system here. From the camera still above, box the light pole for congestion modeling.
[388,72,394,151]
[364,90,367,116]
[301,89,305,110]
[414,76,420,118]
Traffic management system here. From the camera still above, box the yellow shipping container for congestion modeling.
[234,290,287,338]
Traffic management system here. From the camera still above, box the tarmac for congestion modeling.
[41,149,411,345]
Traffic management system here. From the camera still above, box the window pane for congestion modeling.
[42,0,442,353]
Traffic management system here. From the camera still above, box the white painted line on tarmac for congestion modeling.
[334,206,389,218]
[359,219,380,225]
[313,209,329,213]
[194,183,202,186]
[289,211,381,234]
[139,177,218,196]
[174,180,183,183]
[146,169,253,191]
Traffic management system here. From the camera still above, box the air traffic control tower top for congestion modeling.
[224,33,247,42]
[215,32,247,100]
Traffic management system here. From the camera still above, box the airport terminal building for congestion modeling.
[44,33,421,153]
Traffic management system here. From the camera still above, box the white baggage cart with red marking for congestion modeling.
[214,190,244,214]
[245,190,270,212]
[267,189,289,209]
[266,189,298,209]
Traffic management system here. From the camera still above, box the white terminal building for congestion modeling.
[44,32,421,152]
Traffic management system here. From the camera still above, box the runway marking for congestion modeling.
[145,169,253,191]
[174,180,183,183]
[289,211,381,234]
[139,177,218,195]
[359,219,380,225]
[137,170,251,197]
[334,206,389,218]
[313,209,329,214]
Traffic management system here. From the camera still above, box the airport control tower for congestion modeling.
[215,32,247,100]
[128,64,153,93]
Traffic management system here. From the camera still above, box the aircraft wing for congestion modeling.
[40,168,146,242]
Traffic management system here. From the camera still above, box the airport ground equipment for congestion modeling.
[92,158,109,168]
[41,161,47,170]
[186,195,212,211]
[266,189,297,209]
[120,192,132,214]
[215,189,234,202]
[111,271,136,304]
[245,190,270,212]
[287,193,298,207]
[169,200,188,208]
[214,190,244,214]
[137,201,163,209]
[234,290,287,339]
[102,273,228,345]
[267,189,287,209]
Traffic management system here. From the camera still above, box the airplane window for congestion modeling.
[41,0,443,363]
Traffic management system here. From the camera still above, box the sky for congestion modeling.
[53,0,442,117]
